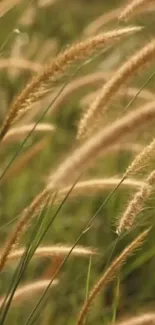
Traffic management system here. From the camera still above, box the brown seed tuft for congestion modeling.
[0,26,142,140]
[75,229,149,325]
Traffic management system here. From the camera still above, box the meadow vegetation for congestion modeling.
[1,0,155,324]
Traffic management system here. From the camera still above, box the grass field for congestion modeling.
[1,1,155,324]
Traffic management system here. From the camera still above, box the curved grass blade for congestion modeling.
[0,47,108,183]
[22,177,126,325]
[124,70,155,112]
[0,196,51,324]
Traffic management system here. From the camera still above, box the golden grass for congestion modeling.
[2,123,55,144]
[80,87,154,109]
[1,3,155,322]
[48,101,155,188]
[7,245,97,263]
[0,279,58,307]
[0,26,141,140]
[75,229,149,325]
[1,138,48,183]
[1,100,154,273]
[83,8,121,36]
[83,4,154,36]
[117,170,155,235]
[77,39,155,139]
[115,313,155,325]
[0,58,42,73]
[119,0,154,21]
[48,72,108,115]
[53,178,145,203]
[0,189,50,273]
[38,0,60,8]
[125,137,155,177]
[0,0,22,18]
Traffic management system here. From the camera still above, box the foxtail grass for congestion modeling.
[115,313,155,325]
[77,39,155,139]
[117,170,155,235]
[2,123,54,144]
[0,279,58,308]
[1,99,155,273]
[80,86,154,109]
[0,58,42,73]
[48,101,155,188]
[0,0,22,18]
[119,0,154,21]
[0,26,140,140]
[0,189,50,273]
[1,138,48,183]
[75,229,149,325]
[7,245,97,262]
[54,178,145,203]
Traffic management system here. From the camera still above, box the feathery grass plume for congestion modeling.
[2,101,155,270]
[34,38,58,64]
[0,26,142,140]
[47,101,155,188]
[119,0,154,21]
[115,313,155,325]
[48,72,108,115]
[75,229,150,325]
[77,39,155,140]
[1,138,48,183]
[116,170,155,235]
[102,143,144,155]
[0,0,21,18]
[0,58,42,73]
[7,245,97,262]
[18,102,43,124]
[83,4,154,36]
[18,4,36,27]
[83,8,121,36]
[54,178,145,203]
[125,137,155,178]
[0,188,50,273]
[38,0,61,7]
[0,279,58,308]
[2,123,54,144]
[81,86,154,108]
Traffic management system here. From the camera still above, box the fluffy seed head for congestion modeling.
[119,0,154,21]
[77,38,155,140]
[0,26,142,140]
[76,229,149,325]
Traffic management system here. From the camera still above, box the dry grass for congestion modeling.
[0,279,58,307]
[0,26,140,140]
[1,138,48,183]
[47,101,155,188]
[77,39,155,139]
[117,170,155,235]
[115,313,155,325]
[7,245,97,262]
[2,100,153,268]
[80,86,154,109]
[125,137,155,177]
[1,1,155,324]
[0,189,50,273]
[0,58,42,73]
[0,0,22,18]
[49,178,145,205]
[76,229,149,325]
[83,4,154,36]
[119,0,154,21]
[2,123,55,144]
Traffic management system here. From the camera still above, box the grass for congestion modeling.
[1,0,155,324]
